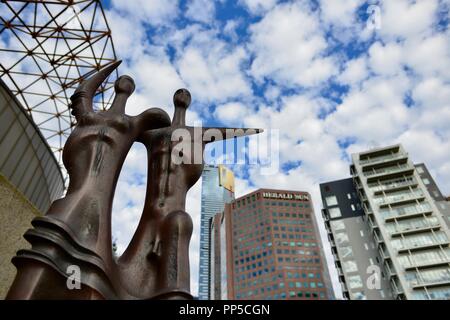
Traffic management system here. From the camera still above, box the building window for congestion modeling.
[330,220,345,231]
[335,233,349,246]
[348,275,363,289]
[353,291,366,300]
[329,207,342,218]
[325,195,338,206]
[340,246,354,258]
[422,178,430,185]
[416,166,424,174]
[343,260,358,273]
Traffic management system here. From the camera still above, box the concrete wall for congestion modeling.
[0,173,41,299]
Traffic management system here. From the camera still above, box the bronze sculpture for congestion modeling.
[6,62,262,299]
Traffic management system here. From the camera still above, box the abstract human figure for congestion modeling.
[6,66,263,300]
[6,62,172,299]
[118,89,262,299]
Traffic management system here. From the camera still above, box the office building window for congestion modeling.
[325,195,338,206]
[348,275,363,289]
[343,260,358,273]
[330,220,345,231]
[329,207,342,218]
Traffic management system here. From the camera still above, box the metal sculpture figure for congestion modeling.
[6,63,262,299]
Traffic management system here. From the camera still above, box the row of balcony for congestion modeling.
[369,177,418,194]
[407,269,450,290]
[363,163,413,178]
[381,203,433,221]
[373,190,425,207]
[359,152,408,166]
[392,232,449,253]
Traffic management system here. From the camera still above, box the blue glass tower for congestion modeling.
[198,165,234,300]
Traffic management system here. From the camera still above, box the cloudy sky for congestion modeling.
[103,0,450,298]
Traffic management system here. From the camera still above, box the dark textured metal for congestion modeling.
[6,65,262,300]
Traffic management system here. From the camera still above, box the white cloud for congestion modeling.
[186,0,215,24]
[368,41,404,76]
[111,0,179,26]
[214,101,250,124]
[319,0,363,27]
[177,42,251,103]
[125,55,186,115]
[338,57,368,85]
[404,33,450,80]
[378,0,439,40]
[239,0,278,15]
[248,2,337,87]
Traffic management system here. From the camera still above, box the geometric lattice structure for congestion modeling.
[0,0,118,168]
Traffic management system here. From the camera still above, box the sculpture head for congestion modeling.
[172,88,191,126]
[173,88,191,110]
[114,75,135,96]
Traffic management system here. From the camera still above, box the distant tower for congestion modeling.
[198,165,235,300]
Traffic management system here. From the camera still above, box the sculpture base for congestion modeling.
[6,216,193,300]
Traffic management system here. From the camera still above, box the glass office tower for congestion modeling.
[198,165,235,300]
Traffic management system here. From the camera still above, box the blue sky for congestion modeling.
[104,0,450,298]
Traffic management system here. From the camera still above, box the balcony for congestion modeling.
[373,231,384,244]
[332,252,340,263]
[404,258,450,271]
[357,190,368,202]
[390,224,441,238]
[359,152,408,167]
[364,164,414,181]
[370,178,418,194]
[385,263,397,278]
[368,217,378,230]
[322,209,330,222]
[363,202,373,215]
[382,204,433,222]
[411,278,450,290]
[378,247,390,261]
[396,235,449,253]
[340,281,348,293]
[374,191,425,207]
[390,278,404,296]
[354,178,363,190]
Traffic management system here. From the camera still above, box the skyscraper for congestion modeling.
[210,188,334,300]
[198,165,235,300]
[321,144,450,300]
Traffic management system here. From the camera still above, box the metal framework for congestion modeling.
[0,0,118,166]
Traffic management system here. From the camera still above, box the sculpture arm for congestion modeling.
[133,108,171,138]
